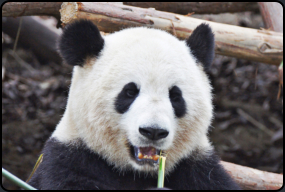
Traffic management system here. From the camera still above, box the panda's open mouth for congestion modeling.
[130,145,160,165]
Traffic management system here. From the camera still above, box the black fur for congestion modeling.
[28,138,240,190]
[186,23,215,71]
[169,86,186,118]
[58,20,104,66]
[115,82,139,114]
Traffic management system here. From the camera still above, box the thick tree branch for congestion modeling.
[2,2,62,17]
[60,2,283,66]
[2,2,283,65]
[258,2,283,33]
[221,161,283,190]
[124,2,260,14]
[2,2,260,18]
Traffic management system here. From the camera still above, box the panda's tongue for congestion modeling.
[140,146,156,156]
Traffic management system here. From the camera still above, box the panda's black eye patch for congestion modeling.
[126,89,137,98]
[169,88,182,102]
[169,86,186,118]
[115,82,139,114]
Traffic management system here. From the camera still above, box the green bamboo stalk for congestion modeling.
[157,155,166,188]
[2,168,37,190]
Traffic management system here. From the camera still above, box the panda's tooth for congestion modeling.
[138,152,143,159]
[153,155,159,161]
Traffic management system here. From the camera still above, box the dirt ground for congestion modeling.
[2,12,283,190]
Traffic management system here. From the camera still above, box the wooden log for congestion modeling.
[258,2,283,33]
[258,2,283,99]
[124,2,260,14]
[2,2,283,65]
[2,2,62,17]
[2,16,62,64]
[221,161,283,190]
[1,2,260,18]
[59,2,283,66]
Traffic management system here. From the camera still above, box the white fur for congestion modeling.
[52,27,213,174]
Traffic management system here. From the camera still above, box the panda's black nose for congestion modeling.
[139,127,169,141]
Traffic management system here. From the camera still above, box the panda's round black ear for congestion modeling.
[186,23,215,71]
[58,19,104,66]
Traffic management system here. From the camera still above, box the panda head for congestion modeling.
[55,20,215,174]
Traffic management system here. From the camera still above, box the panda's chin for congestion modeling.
[130,145,161,166]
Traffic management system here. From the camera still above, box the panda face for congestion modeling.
[115,82,186,167]
[54,20,215,173]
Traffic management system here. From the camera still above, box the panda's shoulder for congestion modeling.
[28,138,113,189]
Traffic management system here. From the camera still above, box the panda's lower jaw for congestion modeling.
[130,145,161,166]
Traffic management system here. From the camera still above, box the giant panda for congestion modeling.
[28,19,240,190]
